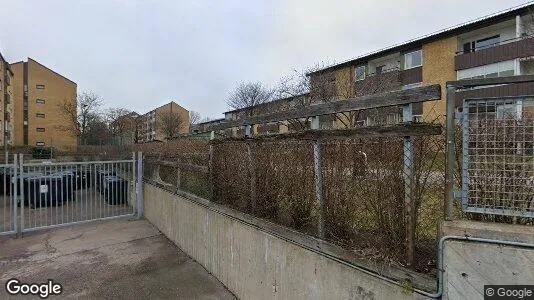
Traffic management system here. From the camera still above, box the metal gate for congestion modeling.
[460,96,534,217]
[0,152,143,235]
[0,158,17,235]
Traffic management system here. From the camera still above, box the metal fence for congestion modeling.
[460,96,534,217]
[0,153,143,235]
[0,158,16,235]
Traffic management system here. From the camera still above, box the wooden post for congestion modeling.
[403,104,415,267]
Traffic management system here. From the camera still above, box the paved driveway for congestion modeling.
[0,218,236,299]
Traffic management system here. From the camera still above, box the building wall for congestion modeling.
[0,55,14,147]
[10,59,77,150]
[138,102,190,142]
[9,62,24,146]
[422,36,457,123]
[26,59,77,150]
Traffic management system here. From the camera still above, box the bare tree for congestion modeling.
[227,82,274,111]
[189,111,201,125]
[106,108,137,147]
[159,111,186,139]
[58,91,103,145]
[275,60,403,129]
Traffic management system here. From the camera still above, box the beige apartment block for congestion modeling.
[0,52,14,148]
[10,58,77,150]
[137,102,190,142]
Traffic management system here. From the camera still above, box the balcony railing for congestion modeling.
[456,35,534,70]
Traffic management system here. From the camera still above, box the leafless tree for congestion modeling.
[159,111,186,139]
[57,91,103,145]
[106,108,137,147]
[227,82,274,111]
[189,111,202,125]
[275,60,403,129]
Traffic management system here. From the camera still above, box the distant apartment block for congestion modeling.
[194,4,534,137]
[307,3,534,125]
[0,52,14,148]
[10,58,77,150]
[137,102,189,142]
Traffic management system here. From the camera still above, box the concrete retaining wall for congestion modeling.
[441,221,534,300]
[143,182,431,300]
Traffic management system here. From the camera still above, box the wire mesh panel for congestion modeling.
[19,157,136,232]
[462,96,534,217]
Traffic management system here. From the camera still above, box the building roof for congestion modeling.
[224,93,309,115]
[27,57,77,85]
[308,2,534,75]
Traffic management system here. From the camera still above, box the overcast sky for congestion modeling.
[0,0,530,119]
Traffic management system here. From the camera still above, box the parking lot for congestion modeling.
[0,218,236,299]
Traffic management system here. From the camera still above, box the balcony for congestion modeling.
[455,36,534,70]
[354,66,422,97]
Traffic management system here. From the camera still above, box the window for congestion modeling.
[36,128,45,132]
[36,142,45,146]
[36,84,45,89]
[457,60,515,80]
[376,65,385,75]
[476,35,500,50]
[462,35,500,53]
[36,113,45,118]
[355,65,366,81]
[404,50,422,69]
[36,99,45,104]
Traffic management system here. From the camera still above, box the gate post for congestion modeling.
[13,154,19,236]
[136,152,144,219]
[18,154,24,236]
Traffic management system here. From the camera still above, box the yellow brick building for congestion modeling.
[0,52,14,148]
[137,102,190,142]
[306,4,534,126]
[10,58,77,150]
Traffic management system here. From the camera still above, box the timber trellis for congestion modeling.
[144,85,442,266]
[206,84,442,266]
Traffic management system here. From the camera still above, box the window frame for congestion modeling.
[36,113,45,118]
[36,84,45,90]
[355,65,366,81]
[36,99,46,104]
[404,50,423,70]
[36,141,45,146]
[36,127,46,132]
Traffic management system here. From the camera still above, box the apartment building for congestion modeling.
[10,58,77,150]
[0,52,14,148]
[306,3,534,125]
[137,101,190,142]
